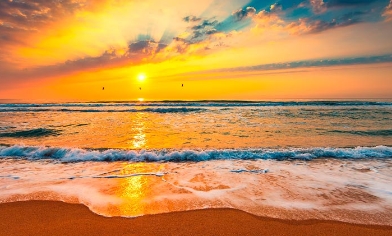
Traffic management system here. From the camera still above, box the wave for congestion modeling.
[0,128,61,138]
[329,129,392,136]
[0,100,391,109]
[0,107,206,113]
[0,145,391,162]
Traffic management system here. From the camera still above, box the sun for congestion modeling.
[137,73,146,82]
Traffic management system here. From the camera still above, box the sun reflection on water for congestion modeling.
[130,112,147,149]
[116,163,166,216]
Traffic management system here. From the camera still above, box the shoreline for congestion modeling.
[0,201,391,236]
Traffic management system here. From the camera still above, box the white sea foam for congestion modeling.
[1,145,391,224]
[0,145,391,162]
[1,158,391,225]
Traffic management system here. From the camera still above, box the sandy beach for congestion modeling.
[0,201,391,236]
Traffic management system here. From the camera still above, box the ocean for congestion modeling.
[0,100,391,225]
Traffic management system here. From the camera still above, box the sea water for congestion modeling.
[0,100,391,225]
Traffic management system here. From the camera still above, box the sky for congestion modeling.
[0,0,392,101]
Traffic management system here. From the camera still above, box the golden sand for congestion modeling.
[0,201,391,236]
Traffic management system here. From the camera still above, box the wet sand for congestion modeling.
[0,201,391,236]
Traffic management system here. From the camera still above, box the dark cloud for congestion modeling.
[128,40,167,54]
[306,18,360,33]
[173,36,188,42]
[310,0,380,13]
[326,0,379,7]
[232,7,256,21]
[157,42,168,51]
[205,28,218,35]
[183,15,201,22]
[339,11,366,21]
[191,19,219,30]
[220,54,392,72]
[61,50,122,69]
[188,19,220,40]
[128,40,152,52]
[287,10,364,35]
[191,30,204,39]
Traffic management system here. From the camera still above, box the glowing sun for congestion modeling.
[137,73,146,82]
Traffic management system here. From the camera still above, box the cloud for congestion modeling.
[326,0,379,7]
[250,10,285,34]
[127,39,168,58]
[286,17,360,35]
[0,48,130,89]
[129,40,157,54]
[250,2,357,35]
[309,0,327,14]
[269,3,283,13]
[0,0,86,31]
[309,18,359,33]
[232,7,256,21]
[205,28,218,35]
[183,15,201,22]
[339,11,366,21]
[191,19,219,30]
[157,36,213,59]
[250,6,363,35]
[188,19,220,40]
[218,54,392,72]
[309,0,380,13]
[0,0,89,67]
[383,0,392,21]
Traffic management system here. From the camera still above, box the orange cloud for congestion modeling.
[384,0,392,21]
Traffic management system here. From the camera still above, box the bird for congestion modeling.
[139,87,141,90]
[182,84,183,87]
[102,87,104,90]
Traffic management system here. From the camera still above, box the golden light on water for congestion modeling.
[138,98,144,102]
[116,163,167,216]
[130,112,147,149]
[132,132,146,149]
[117,163,150,216]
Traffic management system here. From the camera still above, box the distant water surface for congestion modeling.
[0,100,391,149]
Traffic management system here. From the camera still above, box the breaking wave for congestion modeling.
[329,129,392,136]
[0,107,206,113]
[0,145,391,162]
[0,128,61,138]
[0,100,391,109]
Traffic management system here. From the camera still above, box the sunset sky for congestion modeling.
[1,0,392,101]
